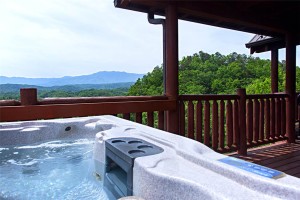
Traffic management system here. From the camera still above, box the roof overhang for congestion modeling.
[114,0,300,39]
[245,35,300,54]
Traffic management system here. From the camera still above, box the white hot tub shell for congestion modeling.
[1,115,300,200]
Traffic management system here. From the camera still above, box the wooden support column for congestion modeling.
[165,4,179,134]
[285,33,296,143]
[271,48,279,93]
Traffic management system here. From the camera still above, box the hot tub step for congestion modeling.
[104,137,164,199]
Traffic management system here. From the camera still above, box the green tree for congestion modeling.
[128,51,299,96]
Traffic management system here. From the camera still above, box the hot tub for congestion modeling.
[1,115,300,200]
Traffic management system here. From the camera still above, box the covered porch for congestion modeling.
[1,1,300,177]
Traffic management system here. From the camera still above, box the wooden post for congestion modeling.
[20,88,38,105]
[271,48,279,93]
[285,33,296,143]
[165,4,179,134]
[237,88,247,155]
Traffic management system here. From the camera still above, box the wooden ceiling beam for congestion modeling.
[177,2,290,36]
[114,0,300,38]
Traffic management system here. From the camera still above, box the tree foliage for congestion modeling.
[128,66,163,96]
[0,88,128,100]
[128,51,300,95]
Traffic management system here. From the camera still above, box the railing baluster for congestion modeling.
[147,112,154,127]
[188,101,195,139]
[123,113,130,120]
[178,93,288,152]
[179,100,185,136]
[298,102,300,121]
[204,100,210,147]
[233,99,239,148]
[276,98,281,138]
[281,97,286,137]
[247,99,253,145]
[253,99,259,143]
[219,100,225,151]
[135,112,142,123]
[270,98,276,140]
[296,99,299,121]
[158,111,164,130]
[259,98,265,142]
[265,98,270,140]
[212,100,218,151]
[226,100,233,149]
[196,101,203,142]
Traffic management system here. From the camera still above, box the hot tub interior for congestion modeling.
[0,117,113,200]
[0,138,111,199]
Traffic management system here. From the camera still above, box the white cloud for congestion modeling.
[0,0,298,78]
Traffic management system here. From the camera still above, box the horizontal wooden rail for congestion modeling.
[247,93,288,99]
[0,96,169,106]
[0,100,21,106]
[0,100,176,122]
[0,88,172,131]
[179,94,239,101]
[39,96,168,105]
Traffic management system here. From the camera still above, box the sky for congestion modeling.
[0,0,299,78]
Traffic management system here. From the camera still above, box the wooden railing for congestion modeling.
[179,91,289,154]
[0,89,176,130]
[179,94,240,153]
[246,94,287,147]
[0,88,292,155]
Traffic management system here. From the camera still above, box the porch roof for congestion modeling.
[114,0,300,38]
[245,35,300,54]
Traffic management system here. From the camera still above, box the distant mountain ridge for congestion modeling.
[0,71,144,87]
[0,83,134,93]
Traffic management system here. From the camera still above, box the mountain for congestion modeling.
[0,71,144,87]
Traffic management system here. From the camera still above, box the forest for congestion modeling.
[0,87,128,100]
[128,51,300,96]
[1,51,300,100]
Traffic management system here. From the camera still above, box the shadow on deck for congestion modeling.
[229,139,300,178]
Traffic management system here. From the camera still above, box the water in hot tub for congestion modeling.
[0,139,110,200]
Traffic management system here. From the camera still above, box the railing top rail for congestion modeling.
[179,94,239,101]
[0,100,21,106]
[0,96,169,106]
[39,95,168,105]
[246,93,288,99]
[0,99,176,122]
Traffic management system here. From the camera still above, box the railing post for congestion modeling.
[237,88,247,155]
[20,88,38,105]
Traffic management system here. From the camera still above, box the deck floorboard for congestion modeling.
[229,139,300,178]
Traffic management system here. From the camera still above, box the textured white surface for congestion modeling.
[95,116,300,200]
[1,115,300,200]
[0,117,103,145]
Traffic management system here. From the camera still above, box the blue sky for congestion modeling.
[0,0,298,78]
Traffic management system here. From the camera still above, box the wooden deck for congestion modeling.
[229,139,300,178]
